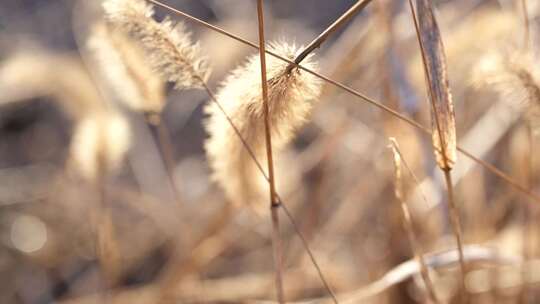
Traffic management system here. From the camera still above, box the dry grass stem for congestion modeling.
[287,0,374,71]
[520,2,532,301]
[389,138,439,304]
[255,0,284,302]
[521,0,531,49]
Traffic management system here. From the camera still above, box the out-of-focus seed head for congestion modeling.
[103,0,211,90]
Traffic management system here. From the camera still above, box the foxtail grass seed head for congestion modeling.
[70,112,131,180]
[102,0,210,90]
[87,22,166,114]
[475,51,540,134]
[204,42,321,212]
[0,48,131,180]
[0,51,105,119]
[415,0,457,171]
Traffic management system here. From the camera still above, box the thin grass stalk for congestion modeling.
[286,0,374,72]
[144,0,540,207]
[389,138,439,304]
[278,198,339,303]
[520,2,532,302]
[521,0,530,50]
[520,124,534,304]
[149,116,199,304]
[146,115,182,203]
[95,156,121,289]
[406,0,465,300]
[255,1,284,302]
[155,202,232,299]
[443,170,466,298]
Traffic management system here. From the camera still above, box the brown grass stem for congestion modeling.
[514,25,533,277]
[443,169,467,300]
[256,1,285,302]
[286,0,374,72]
[521,0,530,50]
[520,1,532,300]
[95,157,121,289]
[389,138,439,304]
[255,0,278,211]
[521,121,534,304]
[156,203,232,302]
[278,199,339,303]
[147,115,182,203]
[143,0,540,207]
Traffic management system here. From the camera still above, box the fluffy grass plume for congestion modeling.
[102,0,210,90]
[475,51,540,133]
[87,22,166,114]
[204,42,321,211]
[0,50,104,119]
[70,112,131,180]
[0,49,131,180]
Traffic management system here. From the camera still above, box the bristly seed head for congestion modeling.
[71,112,131,180]
[474,51,540,134]
[102,0,211,90]
[204,42,321,213]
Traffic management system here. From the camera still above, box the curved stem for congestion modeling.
[256,1,284,302]
[286,0,374,73]
[443,170,467,302]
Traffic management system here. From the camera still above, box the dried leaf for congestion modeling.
[415,0,457,170]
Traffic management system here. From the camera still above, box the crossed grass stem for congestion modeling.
[519,1,533,302]
[389,138,439,304]
[255,0,285,303]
